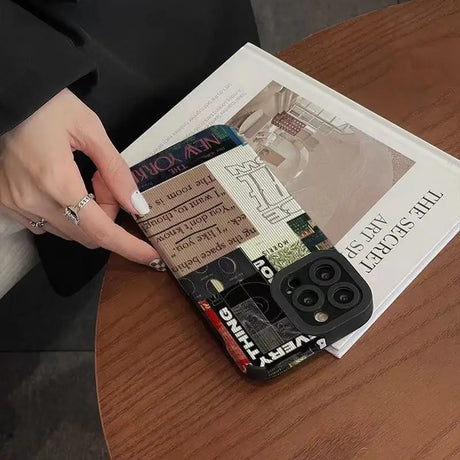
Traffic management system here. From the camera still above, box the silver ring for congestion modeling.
[30,217,47,228]
[63,193,95,225]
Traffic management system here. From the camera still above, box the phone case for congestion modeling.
[131,125,373,380]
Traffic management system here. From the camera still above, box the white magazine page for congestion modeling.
[122,43,460,356]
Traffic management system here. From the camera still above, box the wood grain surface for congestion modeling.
[96,1,460,458]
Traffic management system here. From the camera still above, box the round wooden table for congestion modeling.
[96,1,460,458]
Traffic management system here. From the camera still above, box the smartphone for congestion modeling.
[131,125,373,380]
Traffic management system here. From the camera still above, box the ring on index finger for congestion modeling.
[63,193,95,225]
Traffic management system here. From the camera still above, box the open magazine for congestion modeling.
[122,43,460,357]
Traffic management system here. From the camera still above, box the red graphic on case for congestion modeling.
[199,300,250,372]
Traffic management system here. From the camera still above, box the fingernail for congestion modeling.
[131,190,150,216]
[149,258,166,271]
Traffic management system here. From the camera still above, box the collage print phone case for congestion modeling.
[131,125,373,380]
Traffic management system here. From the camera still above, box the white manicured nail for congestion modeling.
[131,190,150,215]
[149,259,166,271]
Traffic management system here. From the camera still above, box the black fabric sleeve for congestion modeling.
[0,0,96,135]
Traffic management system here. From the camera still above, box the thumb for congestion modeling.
[76,114,150,216]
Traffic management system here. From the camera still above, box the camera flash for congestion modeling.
[314,311,329,322]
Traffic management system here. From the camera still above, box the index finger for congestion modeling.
[47,160,162,268]
[78,199,162,267]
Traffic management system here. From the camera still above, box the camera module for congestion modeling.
[270,249,373,344]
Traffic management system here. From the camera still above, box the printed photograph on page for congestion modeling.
[227,81,415,244]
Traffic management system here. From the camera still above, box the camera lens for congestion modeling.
[287,276,301,289]
[328,282,361,309]
[285,276,301,294]
[309,259,341,286]
[334,287,353,304]
[293,285,324,312]
[317,265,335,281]
[300,290,318,307]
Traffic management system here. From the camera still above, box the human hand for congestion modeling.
[0,88,165,270]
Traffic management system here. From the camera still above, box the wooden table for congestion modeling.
[96,1,460,458]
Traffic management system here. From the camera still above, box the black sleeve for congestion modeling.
[0,1,96,135]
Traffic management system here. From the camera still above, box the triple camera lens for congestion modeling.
[272,249,373,342]
[287,257,361,321]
